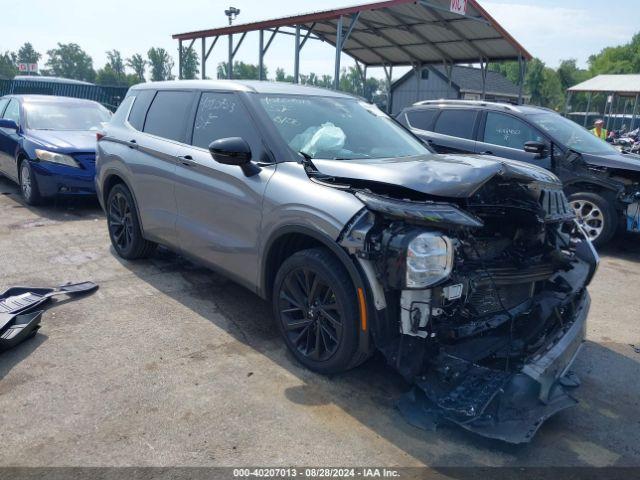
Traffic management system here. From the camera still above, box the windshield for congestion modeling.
[257,95,428,160]
[25,101,112,131]
[528,112,617,155]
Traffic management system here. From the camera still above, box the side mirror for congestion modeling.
[0,119,19,132]
[524,140,548,158]
[209,137,260,177]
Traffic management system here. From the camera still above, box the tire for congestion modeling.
[568,192,618,247]
[19,160,42,206]
[272,248,360,375]
[106,183,156,259]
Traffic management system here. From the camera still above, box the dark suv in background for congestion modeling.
[397,100,640,246]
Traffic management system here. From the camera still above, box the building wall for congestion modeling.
[391,70,458,115]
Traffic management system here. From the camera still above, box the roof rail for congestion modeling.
[413,99,522,113]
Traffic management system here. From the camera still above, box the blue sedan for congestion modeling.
[0,95,112,204]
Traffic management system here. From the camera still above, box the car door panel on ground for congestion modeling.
[174,91,276,287]
[0,99,21,181]
[475,111,552,169]
[126,89,199,249]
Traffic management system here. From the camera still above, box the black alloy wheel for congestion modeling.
[279,266,343,362]
[106,183,156,259]
[273,248,362,374]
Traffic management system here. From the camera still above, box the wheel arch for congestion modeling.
[101,171,146,237]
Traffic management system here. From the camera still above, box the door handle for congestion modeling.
[481,150,494,155]
[128,139,138,149]
[178,154,195,167]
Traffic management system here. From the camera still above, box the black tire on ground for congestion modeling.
[106,183,156,259]
[568,191,618,247]
[272,247,361,375]
[19,160,42,206]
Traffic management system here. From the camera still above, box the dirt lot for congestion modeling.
[0,175,639,468]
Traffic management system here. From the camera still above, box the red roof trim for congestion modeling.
[172,0,413,40]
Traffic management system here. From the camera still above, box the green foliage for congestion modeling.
[588,33,640,74]
[180,46,199,80]
[147,47,174,81]
[0,51,17,79]
[45,43,96,82]
[216,61,268,80]
[126,54,147,82]
[96,50,129,86]
[16,43,41,66]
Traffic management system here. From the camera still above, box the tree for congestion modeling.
[147,47,174,81]
[180,47,199,79]
[216,61,266,80]
[0,51,17,79]
[45,43,96,82]
[96,50,128,86]
[16,43,41,66]
[126,53,147,82]
[557,59,590,91]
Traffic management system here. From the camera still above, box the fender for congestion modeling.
[100,166,147,238]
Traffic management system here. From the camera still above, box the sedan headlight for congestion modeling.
[406,233,453,288]
[35,149,79,168]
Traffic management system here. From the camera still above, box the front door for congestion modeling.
[475,111,552,170]
[174,91,276,288]
[0,99,22,181]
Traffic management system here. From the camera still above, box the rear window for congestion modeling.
[434,109,476,140]
[406,109,438,131]
[143,91,194,143]
[128,89,156,131]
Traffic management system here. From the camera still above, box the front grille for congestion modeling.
[539,188,573,221]
[468,282,533,316]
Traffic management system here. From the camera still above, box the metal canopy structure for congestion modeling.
[172,0,532,105]
[566,75,640,130]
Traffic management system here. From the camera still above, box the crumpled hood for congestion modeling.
[311,153,560,198]
[582,151,640,173]
[26,129,97,152]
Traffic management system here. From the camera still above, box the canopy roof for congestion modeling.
[568,75,640,95]
[173,0,532,67]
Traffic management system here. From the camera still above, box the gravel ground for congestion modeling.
[0,176,639,468]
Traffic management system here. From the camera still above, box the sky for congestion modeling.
[2,0,638,80]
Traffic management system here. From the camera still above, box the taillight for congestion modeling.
[96,132,105,141]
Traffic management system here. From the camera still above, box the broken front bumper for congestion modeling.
[398,290,590,444]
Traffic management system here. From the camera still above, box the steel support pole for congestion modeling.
[414,63,421,103]
[259,30,264,81]
[294,26,301,84]
[631,93,639,130]
[178,39,183,80]
[563,91,573,116]
[228,34,233,79]
[363,65,368,99]
[201,38,206,79]
[334,16,343,90]
[480,59,487,100]
[584,92,593,127]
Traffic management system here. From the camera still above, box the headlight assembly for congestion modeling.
[406,232,453,288]
[35,149,79,168]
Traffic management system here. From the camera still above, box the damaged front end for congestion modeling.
[334,166,598,444]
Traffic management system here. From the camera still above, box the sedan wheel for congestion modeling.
[19,161,41,205]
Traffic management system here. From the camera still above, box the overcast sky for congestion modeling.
[3,0,638,80]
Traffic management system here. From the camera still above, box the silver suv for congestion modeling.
[96,81,598,443]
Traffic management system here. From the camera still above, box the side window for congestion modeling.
[0,98,9,117]
[3,99,21,124]
[110,95,135,125]
[192,92,258,150]
[483,112,543,150]
[434,110,476,140]
[406,109,438,131]
[128,89,156,130]
[143,91,194,142]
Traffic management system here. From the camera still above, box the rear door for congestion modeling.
[427,109,478,154]
[173,91,276,288]
[130,90,197,247]
[475,111,552,169]
[0,99,22,181]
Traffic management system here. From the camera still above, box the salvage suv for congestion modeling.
[96,81,598,444]
[397,100,640,247]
